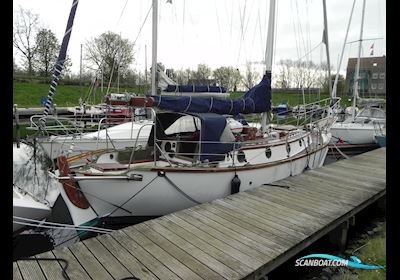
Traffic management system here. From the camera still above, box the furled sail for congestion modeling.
[149,74,271,115]
[41,0,79,123]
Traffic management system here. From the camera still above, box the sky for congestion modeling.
[13,0,386,77]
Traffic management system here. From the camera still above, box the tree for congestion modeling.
[213,66,239,91]
[85,32,134,83]
[275,59,294,89]
[34,28,59,76]
[191,64,212,84]
[242,62,260,90]
[13,6,40,75]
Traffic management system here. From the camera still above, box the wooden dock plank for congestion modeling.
[165,214,262,269]
[247,188,334,222]
[307,169,385,192]
[68,241,114,280]
[282,180,361,207]
[284,175,372,202]
[52,246,92,280]
[187,209,283,258]
[35,251,65,280]
[256,186,346,214]
[214,199,309,240]
[13,263,23,280]
[175,210,274,260]
[241,191,327,227]
[254,188,342,219]
[110,230,182,280]
[17,258,46,280]
[123,225,206,280]
[323,162,386,179]
[96,233,158,280]
[159,214,262,270]
[203,204,296,247]
[82,237,133,280]
[142,217,244,279]
[295,172,381,196]
[227,194,321,234]
[334,157,386,171]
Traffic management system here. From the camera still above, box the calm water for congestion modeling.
[13,143,80,252]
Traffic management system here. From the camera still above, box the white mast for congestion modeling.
[261,0,276,134]
[352,0,366,120]
[151,0,158,96]
[332,0,356,99]
[322,0,332,98]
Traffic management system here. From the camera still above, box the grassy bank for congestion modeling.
[13,82,147,107]
[335,222,386,280]
[14,82,354,108]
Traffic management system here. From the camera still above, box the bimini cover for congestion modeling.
[149,112,236,162]
[150,74,271,115]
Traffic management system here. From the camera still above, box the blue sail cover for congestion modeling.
[165,85,226,93]
[191,113,235,162]
[150,74,271,115]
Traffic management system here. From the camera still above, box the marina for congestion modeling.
[13,0,386,278]
[13,148,386,280]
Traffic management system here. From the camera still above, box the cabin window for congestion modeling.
[265,147,272,158]
[286,143,291,155]
[237,151,246,163]
[299,140,302,147]
[109,154,114,159]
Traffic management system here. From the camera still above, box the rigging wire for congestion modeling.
[13,216,114,233]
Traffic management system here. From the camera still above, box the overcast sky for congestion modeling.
[13,0,386,76]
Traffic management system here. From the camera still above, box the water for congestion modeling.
[13,143,80,254]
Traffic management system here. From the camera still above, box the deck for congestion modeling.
[13,148,386,280]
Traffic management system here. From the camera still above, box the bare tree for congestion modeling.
[242,62,260,90]
[13,6,40,75]
[275,59,293,89]
[85,31,134,83]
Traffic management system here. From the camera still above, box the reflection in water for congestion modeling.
[13,142,80,249]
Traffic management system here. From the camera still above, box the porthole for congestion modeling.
[109,154,114,159]
[165,142,172,152]
[286,143,291,155]
[237,151,246,163]
[265,147,272,158]
[299,139,302,147]
[307,136,311,145]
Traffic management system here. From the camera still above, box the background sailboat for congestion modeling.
[329,0,386,151]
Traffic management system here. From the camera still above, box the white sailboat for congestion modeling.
[50,0,339,220]
[329,0,386,149]
[13,186,51,233]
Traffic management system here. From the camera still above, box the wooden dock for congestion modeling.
[13,148,386,280]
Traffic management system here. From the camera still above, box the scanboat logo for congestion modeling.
[295,254,384,270]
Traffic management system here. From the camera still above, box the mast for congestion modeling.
[352,0,366,120]
[261,0,276,134]
[332,0,356,98]
[41,0,79,123]
[322,0,332,98]
[151,0,158,96]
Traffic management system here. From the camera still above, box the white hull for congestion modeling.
[38,121,153,160]
[13,188,51,233]
[330,122,376,145]
[76,145,328,218]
